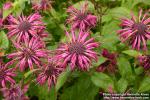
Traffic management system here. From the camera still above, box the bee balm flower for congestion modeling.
[6,13,45,42]
[1,84,29,100]
[7,38,48,71]
[36,59,63,89]
[66,2,97,31]
[0,64,16,87]
[32,0,53,11]
[117,9,150,50]
[56,31,99,71]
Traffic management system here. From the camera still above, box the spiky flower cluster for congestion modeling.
[117,9,150,71]
[1,83,29,100]
[32,0,53,11]
[0,64,16,87]
[56,31,99,71]
[36,59,63,89]
[6,13,45,43]
[0,1,98,98]
[66,2,97,31]
[3,0,150,99]
[118,9,150,51]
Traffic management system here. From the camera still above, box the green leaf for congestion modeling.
[101,21,120,51]
[93,56,106,67]
[28,83,56,100]
[109,7,130,18]
[38,85,56,100]
[91,72,114,91]
[132,0,150,7]
[122,50,142,57]
[49,86,57,100]
[3,9,13,19]
[135,67,144,75]
[56,67,70,92]
[73,1,95,12]
[0,31,9,49]
[60,73,99,100]
[116,78,128,93]
[13,0,28,16]
[138,77,150,92]
[117,57,133,78]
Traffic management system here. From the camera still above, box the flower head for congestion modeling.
[7,38,48,71]
[1,83,29,100]
[32,0,53,11]
[66,2,97,31]
[36,59,63,89]
[96,49,117,73]
[56,31,99,71]
[3,1,13,10]
[117,9,150,50]
[0,64,16,87]
[6,13,45,42]
[138,55,150,69]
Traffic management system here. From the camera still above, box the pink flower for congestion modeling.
[56,31,99,71]
[7,38,48,71]
[36,59,63,89]
[138,55,150,69]
[66,2,97,31]
[117,9,150,50]
[1,83,29,100]
[32,0,53,11]
[0,64,16,87]
[37,29,49,38]
[96,49,117,73]
[5,13,45,42]
[3,1,13,10]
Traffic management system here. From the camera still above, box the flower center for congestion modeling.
[45,65,55,76]
[18,21,31,32]
[133,23,147,35]
[68,42,85,54]
[77,13,87,20]
[23,48,34,59]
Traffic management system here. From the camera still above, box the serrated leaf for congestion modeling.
[3,9,13,19]
[60,73,99,100]
[117,57,133,78]
[116,78,128,93]
[138,77,150,92]
[132,0,150,7]
[109,7,130,18]
[13,0,28,16]
[73,1,95,12]
[0,31,9,49]
[91,72,114,91]
[93,56,106,67]
[28,83,57,100]
[135,67,144,75]
[56,67,70,92]
[122,50,141,57]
